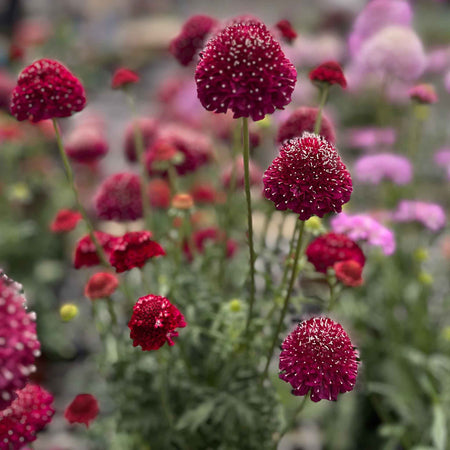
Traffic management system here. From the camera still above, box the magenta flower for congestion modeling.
[354,153,412,185]
[346,127,396,149]
[279,317,359,402]
[434,148,450,180]
[392,201,446,231]
[409,84,438,104]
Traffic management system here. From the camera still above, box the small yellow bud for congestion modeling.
[257,116,271,129]
[229,299,242,312]
[60,303,79,322]
[413,248,429,262]
[418,272,433,285]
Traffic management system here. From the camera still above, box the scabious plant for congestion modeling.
[392,200,446,231]
[354,153,412,185]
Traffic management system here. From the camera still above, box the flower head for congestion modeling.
[64,393,99,428]
[195,19,297,121]
[434,148,450,180]
[73,231,117,269]
[346,127,396,149]
[277,106,336,144]
[64,125,108,164]
[264,133,352,220]
[50,209,82,233]
[111,68,139,89]
[279,317,359,402]
[147,179,171,209]
[171,193,194,210]
[0,273,40,411]
[0,384,54,448]
[275,20,297,44]
[94,172,142,222]
[109,231,165,273]
[354,153,412,185]
[306,233,365,273]
[123,117,158,163]
[128,295,186,351]
[10,59,86,122]
[392,200,446,231]
[60,303,79,322]
[409,83,438,104]
[309,61,347,88]
[190,183,219,205]
[84,272,119,300]
[334,260,363,287]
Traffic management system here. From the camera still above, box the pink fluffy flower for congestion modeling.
[434,148,450,180]
[50,209,82,233]
[0,273,40,411]
[409,83,438,104]
[64,393,99,428]
[195,18,297,121]
[392,201,446,231]
[263,133,352,220]
[354,153,412,185]
[275,20,297,44]
[346,127,396,149]
[279,317,359,402]
[123,117,158,163]
[309,61,347,88]
[64,125,108,164]
[73,231,117,269]
[111,68,139,89]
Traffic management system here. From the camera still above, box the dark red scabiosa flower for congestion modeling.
[0,273,40,411]
[123,117,158,163]
[10,59,86,122]
[64,126,108,164]
[147,179,171,209]
[309,61,347,88]
[334,260,363,287]
[409,83,438,104]
[264,133,352,220]
[279,317,359,402]
[50,209,82,233]
[73,231,117,269]
[169,15,218,66]
[111,67,140,89]
[306,232,365,274]
[94,172,142,222]
[183,227,237,261]
[84,272,119,300]
[0,70,15,112]
[221,156,263,190]
[195,19,297,121]
[277,106,336,144]
[109,231,165,273]
[128,295,186,351]
[64,393,99,428]
[190,183,218,205]
[0,383,55,448]
[148,139,178,163]
[275,19,297,44]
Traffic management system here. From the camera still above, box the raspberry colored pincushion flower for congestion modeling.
[0,273,40,411]
[195,19,297,121]
[109,231,165,273]
[73,231,117,269]
[277,107,336,144]
[147,179,171,209]
[309,61,347,88]
[111,67,139,89]
[334,260,363,287]
[124,117,158,163]
[306,232,365,273]
[10,59,86,122]
[170,15,218,66]
[50,209,82,233]
[275,20,297,44]
[64,126,108,164]
[128,295,186,351]
[0,384,54,449]
[64,393,99,428]
[94,172,142,222]
[264,133,352,220]
[84,272,119,300]
[279,317,359,402]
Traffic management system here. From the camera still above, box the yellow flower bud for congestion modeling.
[418,272,433,285]
[229,299,242,312]
[413,247,429,262]
[60,303,79,322]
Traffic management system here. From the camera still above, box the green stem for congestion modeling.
[314,85,329,135]
[105,296,118,329]
[261,220,305,383]
[279,395,309,439]
[242,117,257,337]
[158,351,174,428]
[167,164,178,196]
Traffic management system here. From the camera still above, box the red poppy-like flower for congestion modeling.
[123,117,158,163]
[264,133,352,220]
[64,393,99,428]
[109,231,165,273]
[94,172,142,222]
[195,18,297,121]
[306,233,365,274]
[190,183,218,204]
[10,59,86,122]
[0,383,55,448]
[409,83,438,104]
[84,272,119,300]
[147,179,171,209]
[275,20,297,44]
[50,209,82,233]
[277,106,336,144]
[169,15,218,66]
[128,295,186,351]
[309,61,347,88]
[111,68,140,89]
[64,126,108,164]
[148,139,178,162]
[221,156,263,190]
[73,231,117,269]
[279,317,359,402]
[0,273,40,411]
[334,260,363,287]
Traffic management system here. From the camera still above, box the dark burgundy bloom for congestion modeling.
[73,231,117,269]
[277,106,336,144]
[64,393,99,428]
[221,156,263,190]
[309,61,347,88]
[123,117,158,163]
[84,272,119,300]
[195,19,297,121]
[128,295,186,351]
[50,209,82,233]
[275,20,297,44]
[109,231,165,273]
[94,172,142,222]
[306,232,365,274]
[169,15,218,66]
[279,317,359,402]
[264,133,352,220]
[111,67,140,89]
[147,179,171,209]
[0,384,55,448]
[334,260,363,287]
[64,126,108,164]
[10,59,86,122]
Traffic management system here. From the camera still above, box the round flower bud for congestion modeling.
[60,303,79,321]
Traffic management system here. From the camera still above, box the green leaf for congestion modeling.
[175,399,217,432]
[431,404,447,450]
